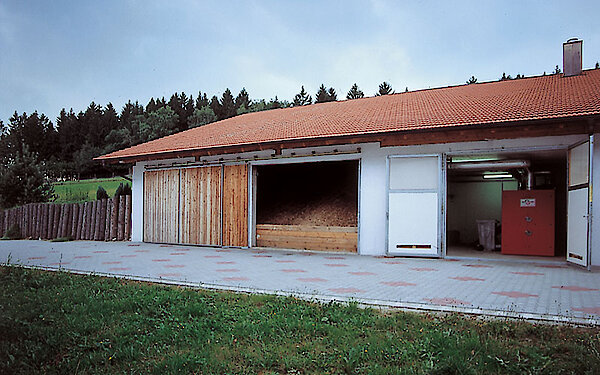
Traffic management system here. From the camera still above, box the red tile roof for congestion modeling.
[98,69,600,161]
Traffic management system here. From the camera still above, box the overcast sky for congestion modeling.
[1,0,599,124]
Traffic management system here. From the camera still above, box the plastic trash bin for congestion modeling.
[476,220,496,251]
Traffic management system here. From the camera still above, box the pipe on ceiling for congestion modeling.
[448,159,534,190]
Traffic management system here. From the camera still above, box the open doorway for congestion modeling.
[446,149,566,262]
[253,160,359,252]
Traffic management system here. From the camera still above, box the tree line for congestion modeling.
[0,81,401,182]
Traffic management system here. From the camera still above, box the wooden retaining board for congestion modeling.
[256,224,357,252]
[143,169,180,243]
[180,166,222,246]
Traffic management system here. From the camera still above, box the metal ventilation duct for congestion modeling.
[448,159,534,190]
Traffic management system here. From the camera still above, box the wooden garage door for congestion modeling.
[143,169,180,243]
[222,164,248,247]
[180,166,222,245]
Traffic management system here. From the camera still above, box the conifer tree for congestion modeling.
[315,84,329,103]
[466,76,477,84]
[210,96,222,120]
[292,86,312,106]
[346,83,364,99]
[195,91,209,109]
[220,89,237,119]
[376,81,393,95]
[553,65,561,74]
[327,87,337,101]
[235,88,250,110]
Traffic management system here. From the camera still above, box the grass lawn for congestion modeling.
[52,177,130,203]
[1,267,599,374]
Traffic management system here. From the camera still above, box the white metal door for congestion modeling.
[567,137,593,267]
[387,155,443,257]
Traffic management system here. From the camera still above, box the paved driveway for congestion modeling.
[1,240,599,324]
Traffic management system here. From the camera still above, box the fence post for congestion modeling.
[124,195,132,240]
[54,204,62,239]
[83,202,91,240]
[87,201,94,240]
[110,198,118,240]
[40,204,46,239]
[76,203,84,240]
[117,195,125,241]
[104,198,112,241]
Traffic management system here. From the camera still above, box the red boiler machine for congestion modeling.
[501,190,555,256]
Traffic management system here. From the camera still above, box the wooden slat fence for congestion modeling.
[0,196,132,241]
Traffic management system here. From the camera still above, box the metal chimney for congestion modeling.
[563,38,582,77]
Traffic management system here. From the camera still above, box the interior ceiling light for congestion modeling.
[483,173,514,179]
[451,156,499,163]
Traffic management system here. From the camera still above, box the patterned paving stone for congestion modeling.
[381,281,417,287]
[3,240,600,322]
[425,298,471,306]
[224,277,250,281]
[573,307,600,315]
[298,277,328,282]
[492,291,539,298]
[552,286,599,291]
[328,288,365,293]
[450,276,486,281]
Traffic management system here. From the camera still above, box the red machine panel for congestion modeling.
[501,190,555,256]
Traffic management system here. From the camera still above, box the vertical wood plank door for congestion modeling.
[180,166,222,245]
[222,164,249,247]
[143,169,180,243]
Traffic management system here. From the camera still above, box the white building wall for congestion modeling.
[591,133,600,266]
[130,161,146,242]
[129,134,595,263]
